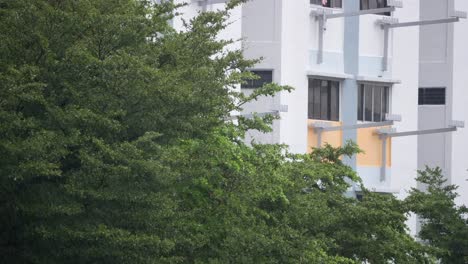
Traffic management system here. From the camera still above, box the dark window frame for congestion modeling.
[357,83,390,122]
[241,70,273,89]
[308,79,340,121]
[360,0,390,16]
[310,0,342,9]
[418,88,446,105]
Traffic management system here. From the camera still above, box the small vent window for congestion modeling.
[241,70,273,89]
[418,88,446,105]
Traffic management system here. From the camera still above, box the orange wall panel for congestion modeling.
[356,126,391,167]
[307,120,343,153]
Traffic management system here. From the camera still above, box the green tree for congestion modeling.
[272,143,432,263]
[0,0,274,262]
[406,167,468,264]
[0,0,435,263]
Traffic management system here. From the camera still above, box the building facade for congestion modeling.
[418,0,468,209]
[174,0,468,235]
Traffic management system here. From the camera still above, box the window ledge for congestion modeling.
[357,75,401,84]
[307,70,353,80]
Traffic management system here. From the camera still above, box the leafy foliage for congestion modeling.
[0,0,447,263]
[406,167,468,264]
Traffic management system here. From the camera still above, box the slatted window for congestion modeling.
[360,0,390,16]
[358,84,390,122]
[418,88,445,105]
[308,79,340,121]
[241,70,273,89]
[310,0,342,8]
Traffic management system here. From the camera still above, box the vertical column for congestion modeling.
[445,0,455,185]
[342,0,360,169]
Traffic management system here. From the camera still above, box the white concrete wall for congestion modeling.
[308,5,345,74]
[359,14,391,58]
[308,6,345,52]
[417,0,453,188]
[278,0,310,154]
[451,0,468,207]
[390,0,421,236]
[358,13,394,77]
[173,1,242,46]
[241,0,282,145]
[172,0,203,31]
[172,0,243,122]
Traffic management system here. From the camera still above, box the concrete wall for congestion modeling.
[452,0,468,206]
[278,0,310,153]
[418,106,448,170]
[418,0,453,179]
[307,120,343,150]
[172,0,203,31]
[241,0,283,145]
[309,5,345,74]
[390,0,421,235]
[418,0,468,208]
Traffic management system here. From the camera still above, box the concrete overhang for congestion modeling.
[307,70,354,80]
[356,75,401,85]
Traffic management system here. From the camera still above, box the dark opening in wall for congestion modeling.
[310,0,342,8]
[418,88,446,105]
[308,79,340,121]
[360,0,391,16]
[241,70,273,89]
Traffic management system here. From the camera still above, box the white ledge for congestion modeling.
[307,70,354,80]
[356,75,401,84]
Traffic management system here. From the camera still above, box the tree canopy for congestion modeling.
[406,167,468,264]
[0,0,465,263]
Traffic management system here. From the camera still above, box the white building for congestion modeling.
[174,0,468,235]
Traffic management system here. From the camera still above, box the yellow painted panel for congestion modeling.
[307,120,343,153]
[356,126,391,167]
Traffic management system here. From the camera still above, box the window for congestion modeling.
[241,70,273,89]
[360,0,390,16]
[308,79,340,121]
[310,0,342,8]
[418,88,445,105]
[357,84,390,122]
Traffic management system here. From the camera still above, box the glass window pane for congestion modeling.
[330,81,339,121]
[313,80,321,119]
[333,0,342,8]
[309,79,340,121]
[358,85,364,121]
[373,86,382,122]
[320,81,329,120]
[377,0,386,8]
[364,85,373,122]
[361,0,369,10]
[383,87,389,119]
[310,0,320,5]
[310,0,330,7]
[308,79,314,119]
